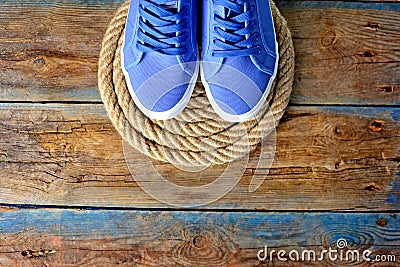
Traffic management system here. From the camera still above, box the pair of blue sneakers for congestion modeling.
[121,0,278,122]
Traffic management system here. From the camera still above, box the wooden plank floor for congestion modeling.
[0,209,399,266]
[0,0,399,266]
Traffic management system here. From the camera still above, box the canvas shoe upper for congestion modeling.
[122,0,199,120]
[201,0,279,122]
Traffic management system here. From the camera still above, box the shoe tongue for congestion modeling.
[160,1,178,12]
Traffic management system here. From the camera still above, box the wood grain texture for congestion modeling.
[0,1,399,265]
[0,0,121,102]
[0,1,399,104]
[0,103,398,210]
[281,1,400,105]
[0,209,399,266]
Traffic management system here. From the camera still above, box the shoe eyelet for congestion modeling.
[211,50,215,56]
[257,46,262,54]
[213,11,218,19]
[213,24,218,31]
[212,37,217,44]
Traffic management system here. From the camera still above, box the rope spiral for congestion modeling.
[98,0,294,167]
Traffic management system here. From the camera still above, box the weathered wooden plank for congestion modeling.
[0,209,399,266]
[0,103,398,210]
[0,1,399,104]
[281,1,400,105]
[0,1,123,102]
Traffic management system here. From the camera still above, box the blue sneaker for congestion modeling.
[121,0,199,120]
[201,0,279,122]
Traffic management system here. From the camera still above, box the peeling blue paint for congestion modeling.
[1,1,398,12]
[0,0,125,5]
[0,210,399,248]
[277,1,400,12]
[392,109,400,122]
[387,169,400,208]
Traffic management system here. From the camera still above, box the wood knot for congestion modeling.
[192,234,208,249]
[321,30,337,47]
[33,58,46,69]
[378,85,396,93]
[334,162,340,169]
[364,21,380,31]
[21,249,56,258]
[391,156,400,166]
[376,218,388,227]
[360,50,376,57]
[315,122,361,150]
[0,151,7,163]
[0,206,18,212]
[365,183,382,191]
[333,123,356,140]
[368,120,385,132]
[171,232,235,265]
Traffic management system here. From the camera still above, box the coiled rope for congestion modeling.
[98,0,294,167]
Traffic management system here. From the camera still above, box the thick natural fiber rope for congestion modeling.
[98,0,294,167]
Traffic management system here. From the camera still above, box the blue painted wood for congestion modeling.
[1,209,399,247]
[277,1,400,12]
[1,0,397,10]
[0,0,125,5]
[388,170,400,206]
[0,1,398,265]
[0,208,399,265]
